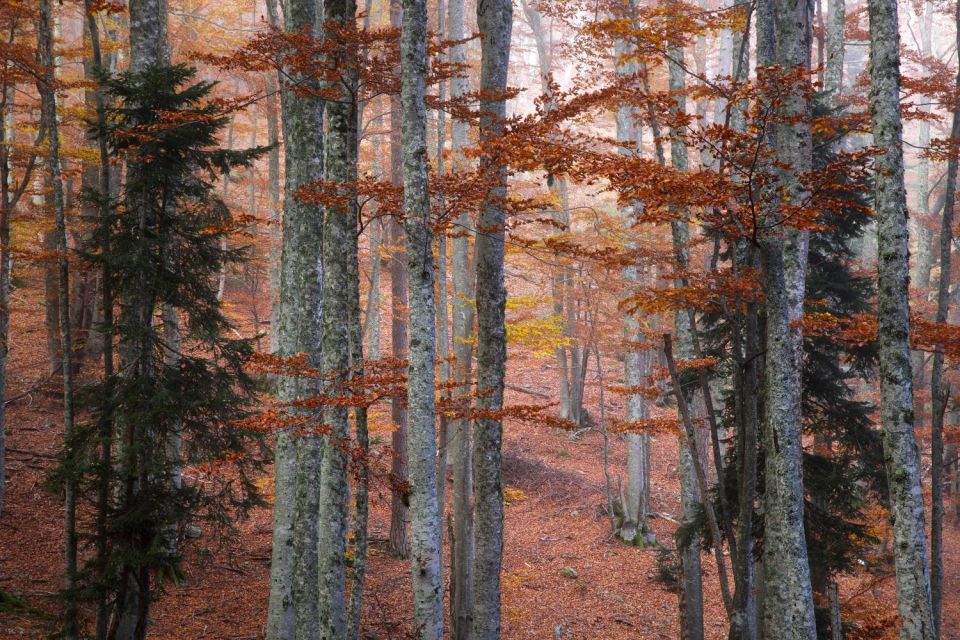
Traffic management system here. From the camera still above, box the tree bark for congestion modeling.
[614,38,650,540]
[667,40,705,640]
[758,0,817,635]
[38,1,77,635]
[866,0,936,636]
[388,0,412,561]
[315,0,359,633]
[927,3,959,634]
[266,0,325,632]
[400,0,445,633]
[265,0,283,356]
[471,0,512,634]
[81,4,114,636]
[910,0,934,418]
[447,0,474,629]
[824,0,844,103]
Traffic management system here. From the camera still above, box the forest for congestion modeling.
[0,0,957,637]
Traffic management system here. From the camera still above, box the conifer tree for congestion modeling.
[79,64,267,639]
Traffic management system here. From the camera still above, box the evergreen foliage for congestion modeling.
[72,63,270,629]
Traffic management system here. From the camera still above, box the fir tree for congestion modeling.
[74,63,269,638]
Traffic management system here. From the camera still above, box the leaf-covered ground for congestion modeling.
[0,275,958,640]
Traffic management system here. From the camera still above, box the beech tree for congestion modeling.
[867,0,936,637]
[471,0,512,634]
[265,0,325,631]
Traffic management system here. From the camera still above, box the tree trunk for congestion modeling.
[266,0,325,632]
[824,0,845,103]
[910,0,934,421]
[616,37,650,538]
[400,0,444,632]
[866,0,936,636]
[82,4,114,636]
[448,0,474,628]
[347,101,370,640]
[364,217,383,359]
[927,4,959,634]
[518,0,584,427]
[266,0,282,356]
[758,0,818,634]
[434,0,450,525]
[471,0,512,634]
[387,216,411,559]
[388,0,412,561]
[0,90,7,519]
[315,0,359,633]
[38,2,77,634]
[666,40,705,640]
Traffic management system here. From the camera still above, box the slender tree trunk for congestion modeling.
[728,260,760,640]
[666,40,705,640]
[387,216,411,559]
[266,0,325,632]
[349,11,374,636]
[824,0,844,103]
[0,70,16,523]
[928,5,959,634]
[727,6,759,638]
[364,216,383,359]
[434,0,450,529]
[388,0,412,560]
[266,0,283,356]
[910,0,934,412]
[83,3,114,636]
[38,2,77,635]
[400,0,444,633]
[347,196,370,640]
[614,36,650,541]
[471,0,512,634]
[448,0,474,624]
[519,0,583,427]
[866,0,936,636]
[363,130,383,360]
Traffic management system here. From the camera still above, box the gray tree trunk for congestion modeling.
[266,0,325,632]
[866,0,936,636]
[38,2,78,634]
[315,0,359,634]
[388,0,412,560]
[927,4,958,636]
[265,0,283,356]
[614,33,650,543]
[400,0,445,633]
[447,0,475,629]
[910,0,934,416]
[666,41,705,640]
[471,0,512,634]
[434,0,450,522]
[824,0,844,103]
[911,0,934,295]
[757,0,818,636]
[363,217,383,359]
[0,85,10,520]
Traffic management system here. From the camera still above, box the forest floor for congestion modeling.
[0,276,958,640]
